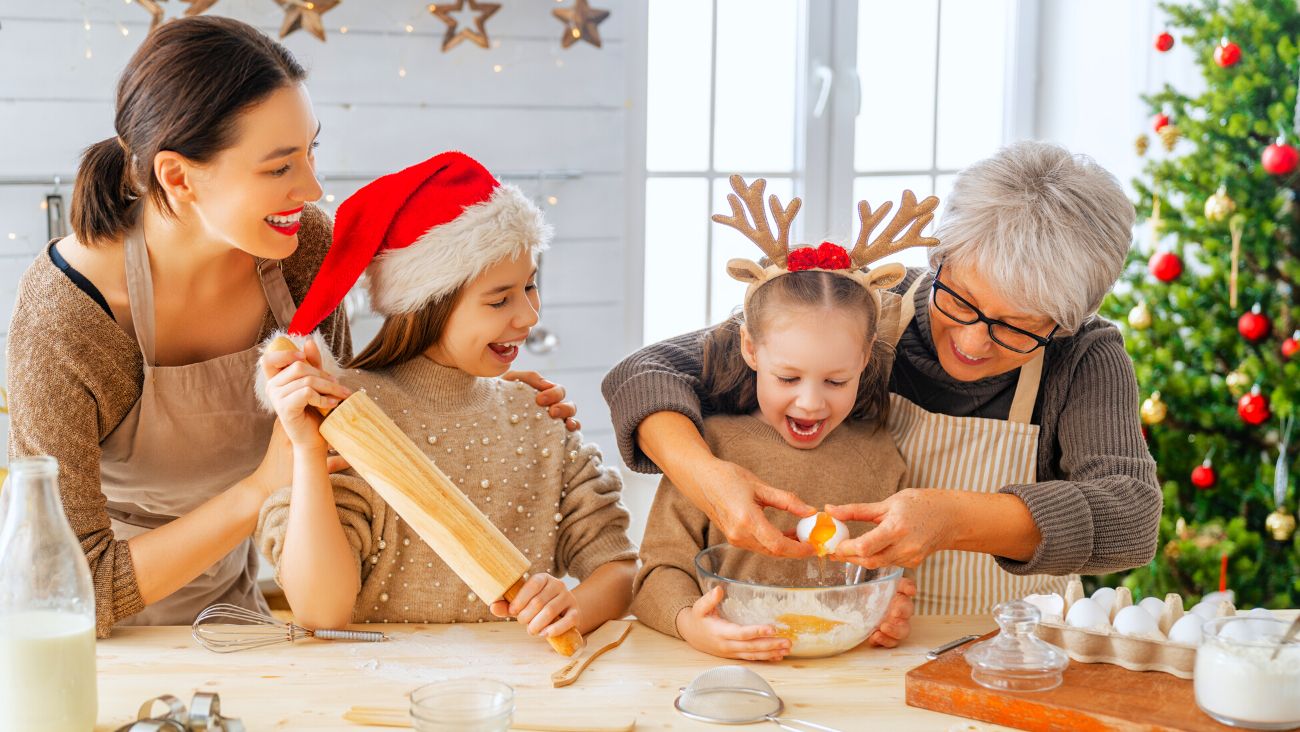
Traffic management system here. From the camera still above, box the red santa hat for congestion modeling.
[256,151,551,410]
[291,150,552,336]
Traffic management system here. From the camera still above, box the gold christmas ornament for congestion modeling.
[1226,368,1251,397]
[274,0,340,42]
[1204,185,1236,222]
[1158,124,1181,151]
[431,0,502,51]
[553,0,610,49]
[1128,301,1153,330]
[1266,508,1296,541]
[1136,134,1150,156]
[1141,391,1168,425]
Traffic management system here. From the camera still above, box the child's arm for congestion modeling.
[633,479,791,661]
[570,559,636,632]
[257,340,360,629]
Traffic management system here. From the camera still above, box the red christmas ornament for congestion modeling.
[1141,426,1150,441]
[1214,38,1241,67]
[1153,113,1171,132]
[1155,31,1174,52]
[1237,304,1271,343]
[1238,386,1270,425]
[1148,251,1183,282]
[1191,458,1217,490]
[1282,330,1300,360]
[1262,139,1299,175]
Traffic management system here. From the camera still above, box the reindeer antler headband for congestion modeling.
[712,175,940,308]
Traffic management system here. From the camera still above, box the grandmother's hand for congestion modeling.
[825,489,959,569]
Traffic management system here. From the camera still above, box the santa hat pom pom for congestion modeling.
[253,330,343,414]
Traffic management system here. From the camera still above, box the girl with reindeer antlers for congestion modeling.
[630,176,935,660]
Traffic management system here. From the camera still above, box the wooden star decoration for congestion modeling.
[179,0,221,16]
[131,0,167,31]
[552,0,610,49]
[430,0,501,52]
[274,0,341,42]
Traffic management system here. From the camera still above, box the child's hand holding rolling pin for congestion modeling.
[260,339,352,451]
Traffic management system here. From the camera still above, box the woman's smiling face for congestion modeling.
[927,263,1057,381]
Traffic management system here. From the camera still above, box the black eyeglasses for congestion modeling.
[930,263,1059,354]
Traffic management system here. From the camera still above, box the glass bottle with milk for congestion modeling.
[0,456,97,731]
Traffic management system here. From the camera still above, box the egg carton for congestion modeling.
[1029,579,1236,679]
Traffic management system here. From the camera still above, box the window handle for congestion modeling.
[847,67,862,118]
[812,65,834,118]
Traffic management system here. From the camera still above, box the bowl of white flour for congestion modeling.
[694,543,901,658]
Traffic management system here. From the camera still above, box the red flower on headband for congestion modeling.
[787,242,852,272]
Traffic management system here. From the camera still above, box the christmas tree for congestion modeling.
[1101,0,1300,608]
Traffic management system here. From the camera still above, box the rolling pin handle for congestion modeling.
[503,576,586,657]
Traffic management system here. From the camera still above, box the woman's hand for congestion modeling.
[490,573,580,639]
[826,489,959,569]
[676,586,791,661]
[867,577,916,648]
[260,339,352,451]
[501,370,580,431]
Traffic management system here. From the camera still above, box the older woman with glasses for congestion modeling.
[604,140,1158,616]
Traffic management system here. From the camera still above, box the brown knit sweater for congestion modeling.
[604,268,1161,579]
[256,357,638,624]
[5,204,351,637]
[632,413,905,639]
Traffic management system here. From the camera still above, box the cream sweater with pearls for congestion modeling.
[256,356,637,624]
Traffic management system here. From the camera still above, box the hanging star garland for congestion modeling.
[179,0,221,16]
[130,0,167,30]
[274,0,341,42]
[552,0,609,49]
[430,0,501,52]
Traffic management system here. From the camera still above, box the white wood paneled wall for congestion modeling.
[0,0,645,485]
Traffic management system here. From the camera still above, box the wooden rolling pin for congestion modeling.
[267,337,584,656]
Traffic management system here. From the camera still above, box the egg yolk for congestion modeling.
[775,613,845,641]
[809,511,836,557]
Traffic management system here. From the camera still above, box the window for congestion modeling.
[642,0,1029,345]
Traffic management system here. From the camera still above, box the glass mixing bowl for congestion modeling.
[694,543,902,658]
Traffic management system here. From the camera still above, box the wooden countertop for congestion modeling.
[95,614,1012,731]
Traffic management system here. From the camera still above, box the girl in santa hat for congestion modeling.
[255,151,637,639]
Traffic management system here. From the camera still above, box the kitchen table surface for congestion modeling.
[95,614,1014,731]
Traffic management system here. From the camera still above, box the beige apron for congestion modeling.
[99,225,298,626]
[887,276,1071,616]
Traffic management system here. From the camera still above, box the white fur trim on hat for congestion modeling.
[253,329,343,414]
[366,183,553,315]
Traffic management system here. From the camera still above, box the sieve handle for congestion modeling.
[767,716,843,732]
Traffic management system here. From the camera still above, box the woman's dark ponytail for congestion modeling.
[70,137,139,246]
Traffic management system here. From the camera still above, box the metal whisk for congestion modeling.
[191,603,388,653]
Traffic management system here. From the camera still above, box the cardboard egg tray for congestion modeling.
[1032,579,1236,679]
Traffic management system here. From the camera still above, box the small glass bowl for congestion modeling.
[410,678,514,732]
[694,543,901,658]
[1194,616,1300,730]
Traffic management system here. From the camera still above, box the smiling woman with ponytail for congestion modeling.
[7,16,575,637]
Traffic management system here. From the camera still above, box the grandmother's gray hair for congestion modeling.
[929,140,1135,333]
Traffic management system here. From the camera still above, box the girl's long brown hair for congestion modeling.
[700,270,894,429]
[347,287,465,370]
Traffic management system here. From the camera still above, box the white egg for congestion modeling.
[1167,614,1204,646]
[1090,586,1117,615]
[1113,605,1163,639]
[1244,607,1274,619]
[1023,593,1065,622]
[1065,597,1110,631]
[1219,617,1262,642]
[1200,590,1234,607]
[795,512,848,554]
[1138,596,1167,621]
[1189,601,1219,621]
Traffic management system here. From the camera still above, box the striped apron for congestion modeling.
[887,276,1071,615]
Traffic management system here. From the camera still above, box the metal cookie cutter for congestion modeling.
[113,691,246,732]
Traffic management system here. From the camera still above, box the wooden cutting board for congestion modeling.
[905,632,1252,732]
